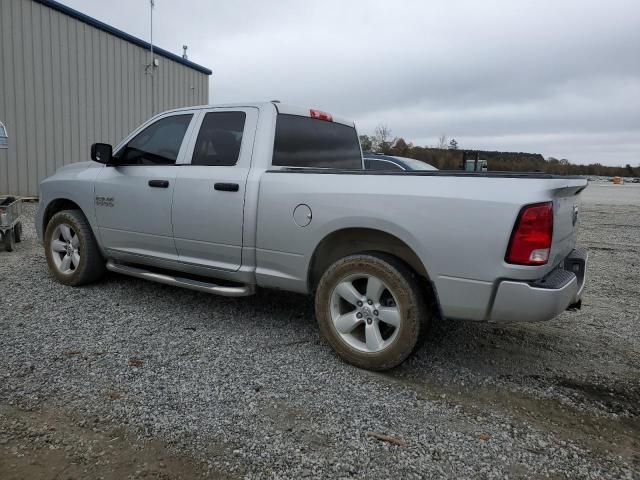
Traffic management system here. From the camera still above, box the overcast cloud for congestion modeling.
[61,0,640,166]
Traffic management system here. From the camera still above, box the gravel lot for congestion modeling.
[1,184,639,479]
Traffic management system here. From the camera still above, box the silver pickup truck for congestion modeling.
[36,102,588,370]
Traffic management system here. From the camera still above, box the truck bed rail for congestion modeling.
[267,168,587,180]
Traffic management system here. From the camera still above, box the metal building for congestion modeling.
[0,0,212,196]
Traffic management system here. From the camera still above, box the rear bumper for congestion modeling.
[489,248,588,323]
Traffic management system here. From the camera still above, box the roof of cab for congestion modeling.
[272,103,355,127]
[159,102,356,127]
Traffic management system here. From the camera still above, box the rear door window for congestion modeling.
[116,114,193,166]
[191,112,246,166]
[272,114,361,169]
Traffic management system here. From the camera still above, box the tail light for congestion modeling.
[309,109,333,121]
[506,202,553,265]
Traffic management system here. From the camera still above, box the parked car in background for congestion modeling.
[363,153,437,171]
[37,102,588,371]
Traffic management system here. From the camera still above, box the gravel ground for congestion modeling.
[1,184,639,479]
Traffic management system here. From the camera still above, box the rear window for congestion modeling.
[272,114,361,169]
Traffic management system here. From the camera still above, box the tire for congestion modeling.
[44,209,106,286]
[315,253,430,371]
[3,230,15,252]
[14,222,22,243]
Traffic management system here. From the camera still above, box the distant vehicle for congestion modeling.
[462,151,488,172]
[464,159,488,172]
[363,153,437,171]
[37,102,588,371]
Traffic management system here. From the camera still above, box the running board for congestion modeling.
[106,261,255,297]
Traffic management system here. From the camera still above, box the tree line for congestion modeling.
[359,126,639,177]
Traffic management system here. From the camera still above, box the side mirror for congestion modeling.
[91,143,113,164]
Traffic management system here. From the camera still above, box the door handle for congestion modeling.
[148,179,169,188]
[214,182,239,192]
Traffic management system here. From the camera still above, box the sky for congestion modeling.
[60,0,640,166]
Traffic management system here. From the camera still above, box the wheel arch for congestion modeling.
[307,227,431,292]
[42,198,84,234]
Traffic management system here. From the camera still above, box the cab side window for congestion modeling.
[191,112,246,166]
[116,114,192,165]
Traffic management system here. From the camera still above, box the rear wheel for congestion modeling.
[315,253,430,371]
[44,210,106,286]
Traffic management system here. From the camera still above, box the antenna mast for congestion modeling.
[150,0,154,64]
[147,0,156,114]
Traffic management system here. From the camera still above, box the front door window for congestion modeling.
[115,114,193,166]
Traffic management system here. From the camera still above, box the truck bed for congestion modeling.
[256,168,587,321]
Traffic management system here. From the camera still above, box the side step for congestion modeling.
[106,261,255,297]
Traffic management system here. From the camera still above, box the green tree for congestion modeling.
[448,138,458,150]
[373,124,394,154]
[392,138,410,156]
[359,135,373,152]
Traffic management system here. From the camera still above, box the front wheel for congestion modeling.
[44,210,106,286]
[315,253,430,371]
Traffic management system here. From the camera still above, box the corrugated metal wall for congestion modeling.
[0,0,210,196]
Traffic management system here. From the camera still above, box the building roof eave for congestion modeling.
[34,0,213,76]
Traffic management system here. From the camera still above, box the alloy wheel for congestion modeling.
[50,223,81,275]
[329,273,402,353]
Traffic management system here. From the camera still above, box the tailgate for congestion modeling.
[550,179,587,266]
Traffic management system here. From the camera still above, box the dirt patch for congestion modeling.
[0,405,233,480]
[554,377,640,415]
[382,372,640,467]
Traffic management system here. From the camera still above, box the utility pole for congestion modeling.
[146,0,156,115]
[150,0,154,63]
